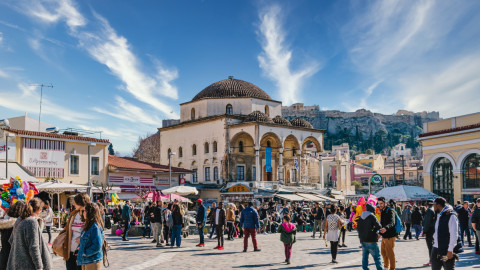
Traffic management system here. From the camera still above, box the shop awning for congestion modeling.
[0,161,38,184]
[275,194,306,202]
[297,193,326,202]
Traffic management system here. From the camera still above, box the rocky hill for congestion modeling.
[282,104,440,154]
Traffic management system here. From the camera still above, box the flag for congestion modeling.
[294,153,299,170]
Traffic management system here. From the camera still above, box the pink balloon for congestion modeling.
[23,181,30,195]
[115,229,123,236]
[357,197,366,206]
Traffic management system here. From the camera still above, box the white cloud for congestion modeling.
[0,32,3,44]
[92,96,163,126]
[0,69,8,78]
[257,5,320,105]
[0,83,95,123]
[7,0,179,118]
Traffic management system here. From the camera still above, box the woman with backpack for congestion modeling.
[76,202,106,270]
[278,215,296,265]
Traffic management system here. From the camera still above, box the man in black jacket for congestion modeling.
[311,202,324,238]
[471,198,480,255]
[378,197,397,270]
[457,201,473,247]
[422,200,436,266]
[153,200,164,247]
[357,203,383,270]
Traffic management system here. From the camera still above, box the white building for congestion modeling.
[391,143,412,158]
[158,77,325,199]
[332,143,350,157]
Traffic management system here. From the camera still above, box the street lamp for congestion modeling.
[168,151,176,187]
[87,143,96,198]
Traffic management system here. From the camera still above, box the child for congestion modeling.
[278,215,297,265]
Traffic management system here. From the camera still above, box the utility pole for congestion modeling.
[401,155,405,185]
[30,84,53,132]
[393,157,396,185]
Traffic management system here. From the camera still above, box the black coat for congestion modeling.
[422,208,436,234]
[153,206,163,223]
[357,213,381,243]
[457,207,470,226]
[172,210,183,226]
[380,207,397,238]
[411,210,423,225]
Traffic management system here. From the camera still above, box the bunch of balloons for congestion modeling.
[110,193,119,204]
[0,176,38,212]
[348,194,380,229]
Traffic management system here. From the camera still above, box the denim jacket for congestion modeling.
[77,222,103,265]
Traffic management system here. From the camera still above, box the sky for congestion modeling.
[1,0,480,154]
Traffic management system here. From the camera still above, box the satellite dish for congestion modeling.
[0,119,10,128]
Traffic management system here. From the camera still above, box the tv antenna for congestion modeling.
[30,84,53,132]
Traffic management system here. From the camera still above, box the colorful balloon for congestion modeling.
[115,229,123,236]
[1,190,10,202]
[1,199,9,208]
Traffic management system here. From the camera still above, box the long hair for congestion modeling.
[74,193,91,207]
[84,202,104,231]
[8,200,27,218]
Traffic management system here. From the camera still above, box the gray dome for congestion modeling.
[246,111,274,123]
[290,117,313,129]
[272,115,292,126]
[192,76,272,102]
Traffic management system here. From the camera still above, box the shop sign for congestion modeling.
[23,148,64,169]
[227,184,250,193]
[124,176,140,184]
[154,177,169,185]
[371,174,382,185]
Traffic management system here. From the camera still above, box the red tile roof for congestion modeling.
[419,123,480,138]
[108,155,192,173]
[6,129,110,144]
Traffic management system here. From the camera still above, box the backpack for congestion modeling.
[387,208,403,234]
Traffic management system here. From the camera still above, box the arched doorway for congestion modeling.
[432,157,454,205]
[462,153,480,189]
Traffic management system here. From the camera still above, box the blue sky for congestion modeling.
[1,0,480,154]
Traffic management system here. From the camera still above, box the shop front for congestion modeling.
[220,184,254,204]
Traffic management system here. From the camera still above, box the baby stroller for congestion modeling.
[182,216,190,238]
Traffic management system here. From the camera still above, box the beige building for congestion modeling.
[159,77,325,195]
[355,153,385,171]
[420,112,480,204]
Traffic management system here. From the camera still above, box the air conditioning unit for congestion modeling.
[272,184,278,189]
[249,183,254,188]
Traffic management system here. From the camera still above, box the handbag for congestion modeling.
[52,230,66,258]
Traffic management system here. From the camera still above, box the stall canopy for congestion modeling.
[374,185,438,201]
[162,186,198,196]
[131,192,191,203]
[297,193,325,202]
[275,194,306,202]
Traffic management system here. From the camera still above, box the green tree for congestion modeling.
[108,144,115,155]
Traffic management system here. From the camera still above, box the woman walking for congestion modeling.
[338,205,347,247]
[278,215,296,265]
[63,193,91,270]
[42,201,54,245]
[324,204,343,264]
[77,203,104,270]
[7,198,52,270]
[170,204,183,247]
[227,204,236,241]
[236,204,245,238]
[411,206,423,240]
[0,201,26,270]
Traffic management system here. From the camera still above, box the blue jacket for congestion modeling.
[240,206,260,229]
[196,204,207,224]
[77,222,103,265]
[122,204,132,221]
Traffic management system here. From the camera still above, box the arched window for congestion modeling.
[432,157,454,205]
[226,104,233,115]
[191,108,195,120]
[292,147,296,156]
[238,141,244,152]
[463,153,480,189]
[265,105,270,116]
[213,141,217,153]
[192,144,197,156]
[214,166,219,181]
[204,142,209,154]
[178,147,183,158]
[267,140,271,148]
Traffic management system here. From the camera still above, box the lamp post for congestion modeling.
[168,152,176,187]
[401,154,405,185]
[87,143,96,198]
[0,120,13,179]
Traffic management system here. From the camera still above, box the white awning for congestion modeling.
[297,193,325,202]
[0,161,38,184]
[275,194,306,202]
[36,181,87,193]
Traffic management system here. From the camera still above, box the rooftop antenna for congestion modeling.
[30,84,53,132]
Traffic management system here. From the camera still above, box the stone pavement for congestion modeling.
[47,230,479,269]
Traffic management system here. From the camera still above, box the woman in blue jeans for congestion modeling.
[411,206,423,240]
[170,204,183,247]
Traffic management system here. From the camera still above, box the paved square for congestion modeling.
[48,230,479,269]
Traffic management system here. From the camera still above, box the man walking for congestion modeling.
[422,200,436,266]
[153,200,164,247]
[431,197,459,270]
[357,203,383,270]
[122,200,132,241]
[378,197,397,270]
[311,202,324,238]
[208,202,217,239]
[401,205,412,240]
[196,199,207,247]
[471,198,480,255]
[240,201,261,252]
[143,202,153,239]
[457,201,473,247]
[213,201,226,250]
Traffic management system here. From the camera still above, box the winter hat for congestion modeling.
[366,203,375,213]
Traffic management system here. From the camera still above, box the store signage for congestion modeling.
[179,178,186,185]
[0,142,16,161]
[154,177,170,185]
[227,184,250,193]
[371,174,383,185]
[124,176,140,184]
[22,148,64,169]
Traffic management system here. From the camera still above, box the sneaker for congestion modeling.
[196,243,202,247]
[342,244,347,247]
[311,236,315,238]
[156,243,163,247]
[213,246,219,249]
[286,260,290,265]
[218,246,224,250]
[254,249,261,252]
[243,250,247,252]
[331,260,338,263]
[48,243,52,247]
[151,240,156,243]
[423,262,432,266]
[198,243,205,247]
[476,251,480,255]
